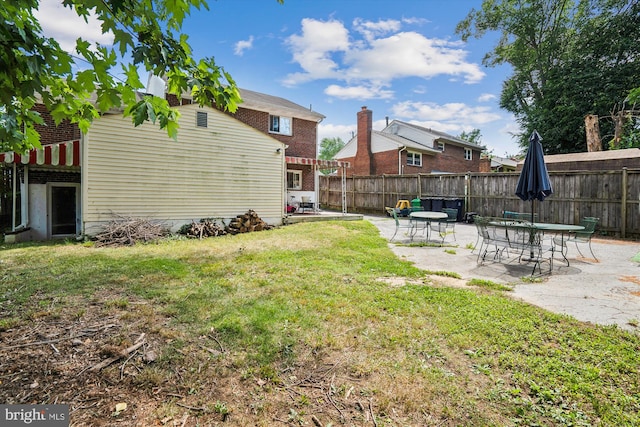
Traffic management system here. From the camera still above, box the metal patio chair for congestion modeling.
[386,207,414,242]
[430,208,457,244]
[554,217,599,261]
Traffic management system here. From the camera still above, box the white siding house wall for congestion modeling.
[371,133,401,153]
[82,104,285,236]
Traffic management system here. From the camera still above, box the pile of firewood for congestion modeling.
[94,216,169,247]
[180,211,273,239]
[182,219,227,239]
[226,210,274,234]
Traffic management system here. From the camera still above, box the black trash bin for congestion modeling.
[420,198,432,211]
[431,198,444,212]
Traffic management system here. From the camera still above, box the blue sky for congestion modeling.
[36,0,521,156]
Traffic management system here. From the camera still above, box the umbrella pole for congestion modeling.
[531,200,535,223]
[529,200,535,259]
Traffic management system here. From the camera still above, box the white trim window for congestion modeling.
[269,115,292,136]
[407,151,422,167]
[465,148,473,161]
[437,142,445,151]
[287,170,302,190]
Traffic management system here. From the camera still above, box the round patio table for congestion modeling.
[409,211,448,242]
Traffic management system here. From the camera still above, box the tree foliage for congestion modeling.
[318,137,345,175]
[0,0,286,153]
[318,137,346,161]
[628,87,640,105]
[457,128,482,145]
[456,0,640,154]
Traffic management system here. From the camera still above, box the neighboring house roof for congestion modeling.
[238,88,325,123]
[335,130,441,159]
[490,155,518,170]
[519,148,640,165]
[384,120,486,151]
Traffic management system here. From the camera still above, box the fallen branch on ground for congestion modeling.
[89,335,146,372]
[94,215,169,247]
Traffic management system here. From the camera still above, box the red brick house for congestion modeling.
[233,89,329,210]
[334,107,485,176]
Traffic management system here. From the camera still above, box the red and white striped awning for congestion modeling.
[286,156,350,168]
[0,140,80,167]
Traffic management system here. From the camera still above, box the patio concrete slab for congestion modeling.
[365,215,640,332]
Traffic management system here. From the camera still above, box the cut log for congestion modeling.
[585,114,602,152]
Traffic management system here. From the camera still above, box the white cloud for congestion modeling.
[324,84,394,100]
[234,36,254,56]
[352,18,401,41]
[391,101,501,125]
[343,32,484,83]
[318,122,356,145]
[402,17,429,26]
[34,0,114,53]
[283,18,350,85]
[478,93,497,102]
[413,86,428,95]
[284,18,484,90]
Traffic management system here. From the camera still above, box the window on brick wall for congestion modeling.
[287,170,302,190]
[437,142,445,151]
[407,151,422,167]
[465,148,473,161]
[269,115,292,136]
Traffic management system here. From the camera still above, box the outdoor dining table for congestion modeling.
[487,220,585,274]
[409,211,448,242]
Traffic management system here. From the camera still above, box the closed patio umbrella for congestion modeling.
[515,130,553,222]
[515,130,553,262]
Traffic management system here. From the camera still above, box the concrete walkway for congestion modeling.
[365,215,640,332]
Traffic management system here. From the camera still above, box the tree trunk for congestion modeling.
[585,114,602,152]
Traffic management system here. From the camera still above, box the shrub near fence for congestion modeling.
[319,168,640,238]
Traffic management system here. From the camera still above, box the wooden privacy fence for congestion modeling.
[319,168,640,238]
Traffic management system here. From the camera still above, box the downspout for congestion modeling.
[281,145,286,223]
[314,163,319,212]
[81,133,88,236]
[398,147,406,175]
[21,166,28,228]
[11,163,16,230]
[315,116,323,212]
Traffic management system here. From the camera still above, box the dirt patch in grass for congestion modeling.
[379,275,468,289]
[0,292,174,426]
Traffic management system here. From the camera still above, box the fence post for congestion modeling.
[621,167,627,238]
[466,172,472,214]
[352,176,356,212]
[382,174,386,213]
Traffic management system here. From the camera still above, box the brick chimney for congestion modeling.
[354,106,373,175]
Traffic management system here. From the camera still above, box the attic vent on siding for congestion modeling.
[196,111,208,128]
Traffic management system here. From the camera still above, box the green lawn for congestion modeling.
[0,220,638,426]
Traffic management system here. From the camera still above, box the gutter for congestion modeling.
[398,146,406,175]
